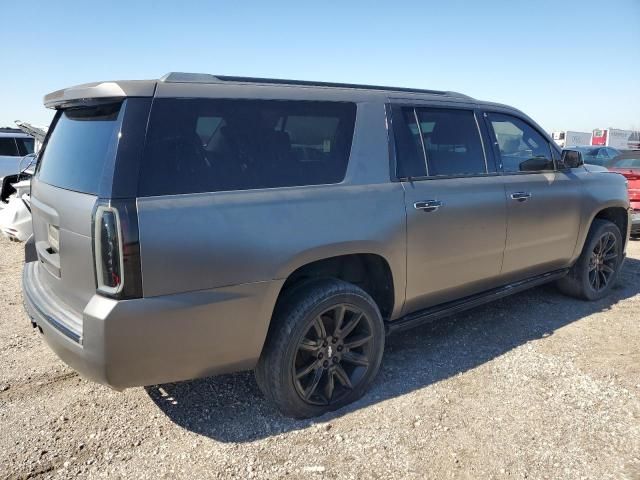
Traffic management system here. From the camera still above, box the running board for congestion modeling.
[386,268,569,335]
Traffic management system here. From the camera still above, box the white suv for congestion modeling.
[0,130,35,179]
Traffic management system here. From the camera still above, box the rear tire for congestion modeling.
[255,279,385,419]
[557,219,624,300]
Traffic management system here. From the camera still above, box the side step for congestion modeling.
[386,268,569,335]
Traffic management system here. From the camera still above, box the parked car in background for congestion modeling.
[0,124,47,241]
[22,73,631,418]
[0,171,33,241]
[0,129,35,179]
[607,151,640,237]
[564,145,620,166]
[0,153,36,242]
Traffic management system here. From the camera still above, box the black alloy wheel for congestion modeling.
[292,304,374,406]
[255,278,385,418]
[588,231,618,292]
[556,219,623,301]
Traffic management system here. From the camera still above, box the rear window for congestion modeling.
[138,99,356,196]
[37,103,123,194]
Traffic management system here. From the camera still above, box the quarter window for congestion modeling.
[393,107,487,178]
[139,99,356,196]
[488,113,554,173]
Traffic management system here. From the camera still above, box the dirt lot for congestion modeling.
[1,236,639,480]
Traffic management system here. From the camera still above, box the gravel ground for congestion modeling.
[1,236,639,479]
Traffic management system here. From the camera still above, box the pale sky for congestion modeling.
[2,0,639,134]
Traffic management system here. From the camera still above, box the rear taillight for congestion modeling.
[92,199,142,299]
[94,206,124,294]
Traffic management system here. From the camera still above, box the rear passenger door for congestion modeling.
[392,105,507,314]
[485,112,582,280]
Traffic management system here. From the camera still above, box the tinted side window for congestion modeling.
[138,99,356,196]
[488,113,554,172]
[0,138,19,156]
[393,107,487,178]
[16,138,35,155]
[393,107,427,178]
[416,108,486,176]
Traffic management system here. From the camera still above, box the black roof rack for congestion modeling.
[160,72,469,98]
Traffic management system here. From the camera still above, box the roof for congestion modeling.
[159,72,472,99]
[0,131,31,138]
[44,72,475,108]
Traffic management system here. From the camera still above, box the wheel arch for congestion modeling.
[574,204,630,261]
[591,206,629,250]
[275,251,397,322]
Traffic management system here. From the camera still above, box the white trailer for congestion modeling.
[592,128,640,150]
[551,130,592,148]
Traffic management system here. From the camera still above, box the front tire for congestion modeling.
[255,279,385,419]
[557,219,624,300]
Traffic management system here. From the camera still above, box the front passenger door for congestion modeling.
[486,112,582,281]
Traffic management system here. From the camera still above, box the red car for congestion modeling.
[608,152,640,237]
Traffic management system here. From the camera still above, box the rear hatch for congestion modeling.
[29,98,151,339]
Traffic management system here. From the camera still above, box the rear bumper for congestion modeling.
[23,261,283,390]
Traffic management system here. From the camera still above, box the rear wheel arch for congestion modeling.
[275,253,395,321]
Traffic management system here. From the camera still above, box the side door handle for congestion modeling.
[510,192,532,202]
[414,200,443,212]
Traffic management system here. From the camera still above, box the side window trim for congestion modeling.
[483,110,558,175]
[384,103,400,182]
[474,109,498,174]
[413,108,430,177]
[390,103,498,181]
[388,104,428,180]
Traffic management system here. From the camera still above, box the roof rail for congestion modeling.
[159,72,221,83]
[160,72,469,98]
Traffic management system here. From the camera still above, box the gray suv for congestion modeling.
[23,73,631,418]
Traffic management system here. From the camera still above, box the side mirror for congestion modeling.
[561,149,584,168]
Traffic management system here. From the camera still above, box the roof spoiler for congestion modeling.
[43,80,156,109]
